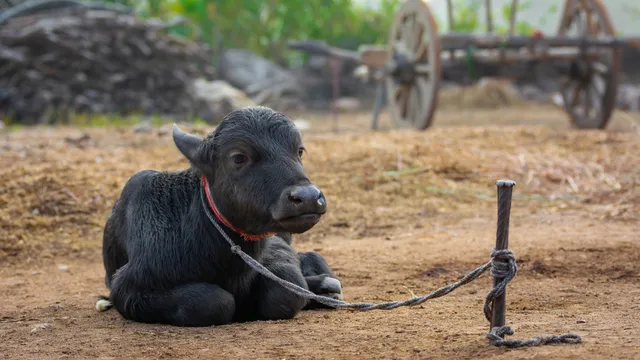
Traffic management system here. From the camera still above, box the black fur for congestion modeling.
[100,106,341,326]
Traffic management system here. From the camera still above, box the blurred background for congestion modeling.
[1,2,639,357]
[2,0,640,128]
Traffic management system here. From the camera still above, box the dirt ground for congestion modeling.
[1,104,639,359]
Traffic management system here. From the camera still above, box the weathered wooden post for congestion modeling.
[508,0,519,36]
[485,0,494,33]
[491,179,516,333]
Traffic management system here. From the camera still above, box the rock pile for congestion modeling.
[0,6,216,123]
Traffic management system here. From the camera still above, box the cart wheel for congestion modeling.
[557,0,620,129]
[386,0,441,130]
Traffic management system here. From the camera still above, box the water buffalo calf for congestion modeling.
[97,106,342,326]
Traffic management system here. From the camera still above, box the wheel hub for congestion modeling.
[568,60,593,85]
[389,51,416,86]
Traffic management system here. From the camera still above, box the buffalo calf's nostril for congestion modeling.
[317,193,326,207]
[288,185,322,205]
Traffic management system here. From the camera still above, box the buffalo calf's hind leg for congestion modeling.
[110,266,236,327]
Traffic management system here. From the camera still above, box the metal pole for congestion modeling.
[490,179,516,331]
[329,56,340,133]
[370,81,385,130]
[447,0,455,60]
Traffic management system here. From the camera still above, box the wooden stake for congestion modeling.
[491,179,516,332]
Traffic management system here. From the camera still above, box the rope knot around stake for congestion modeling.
[483,249,518,322]
[489,248,518,280]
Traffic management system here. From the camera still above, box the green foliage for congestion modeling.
[87,0,402,65]
[82,0,563,65]
[493,0,532,35]
[449,0,482,33]
[539,4,558,27]
[439,0,559,36]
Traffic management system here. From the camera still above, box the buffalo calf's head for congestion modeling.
[172,106,326,236]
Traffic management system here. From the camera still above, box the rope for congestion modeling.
[487,326,582,347]
[200,187,581,347]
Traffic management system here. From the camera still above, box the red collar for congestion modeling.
[201,176,274,241]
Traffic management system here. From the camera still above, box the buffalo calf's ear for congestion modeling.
[172,124,203,165]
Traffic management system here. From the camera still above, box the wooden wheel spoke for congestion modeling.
[413,42,427,61]
[413,41,427,61]
[583,84,592,116]
[413,16,421,51]
[566,7,581,35]
[394,85,409,117]
[413,86,422,121]
[414,63,431,76]
[413,17,428,61]
[415,77,432,104]
[394,85,407,101]
[587,83,601,114]
[593,18,602,35]
[591,73,606,95]
[591,61,609,75]
[406,87,416,119]
[577,11,586,35]
[412,20,423,50]
[570,83,584,109]
[582,3,595,34]
[401,16,415,57]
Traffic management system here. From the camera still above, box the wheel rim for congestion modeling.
[557,0,620,129]
[385,0,441,130]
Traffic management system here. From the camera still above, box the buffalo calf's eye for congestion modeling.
[298,147,305,158]
[231,154,247,165]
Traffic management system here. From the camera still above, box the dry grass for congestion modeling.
[1,106,638,266]
[438,79,531,110]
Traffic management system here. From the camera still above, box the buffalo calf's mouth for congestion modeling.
[278,213,321,223]
[277,213,322,232]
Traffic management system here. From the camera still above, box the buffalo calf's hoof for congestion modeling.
[95,298,113,312]
[319,277,343,298]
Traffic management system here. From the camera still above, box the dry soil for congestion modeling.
[1,105,639,359]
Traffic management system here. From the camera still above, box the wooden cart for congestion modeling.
[289,0,636,130]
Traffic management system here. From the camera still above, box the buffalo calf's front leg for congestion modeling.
[254,237,309,320]
[299,251,343,309]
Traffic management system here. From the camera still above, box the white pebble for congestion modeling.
[57,264,69,271]
[30,323,51,333]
